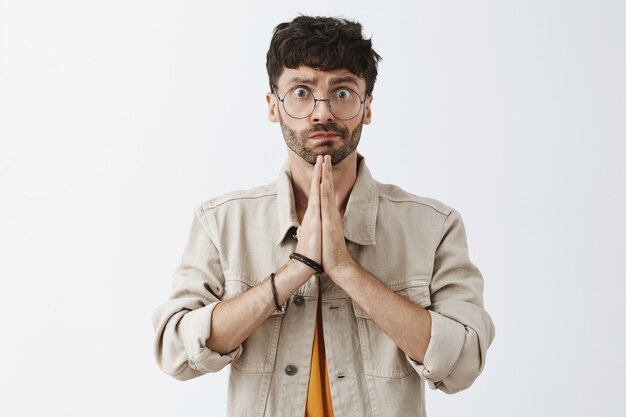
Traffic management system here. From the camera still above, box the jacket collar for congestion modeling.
[275,163,300,246]
[275,155,379,246]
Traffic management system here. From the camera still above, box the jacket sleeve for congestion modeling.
[152,207,242,381]
[409,209,495,393]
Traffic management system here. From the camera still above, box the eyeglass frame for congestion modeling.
[271,84,369,121]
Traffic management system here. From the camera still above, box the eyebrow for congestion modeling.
[285,75,361,88]
[329,76,360,87]
[286,77,317,87]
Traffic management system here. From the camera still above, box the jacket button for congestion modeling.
[293,295,305,306]
[284,365,297,376]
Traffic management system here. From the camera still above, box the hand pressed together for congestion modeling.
[295,155,354,278]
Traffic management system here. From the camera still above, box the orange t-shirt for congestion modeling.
[305,292,334,417]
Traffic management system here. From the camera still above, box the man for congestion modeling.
[153,15,494,417]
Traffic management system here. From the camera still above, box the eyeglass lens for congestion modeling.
[282,87,362,120]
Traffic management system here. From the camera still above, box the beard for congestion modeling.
[279,115,364,165]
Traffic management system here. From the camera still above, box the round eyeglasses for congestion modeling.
[273,85,367,120]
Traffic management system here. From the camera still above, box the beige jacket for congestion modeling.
[153,158,495,417]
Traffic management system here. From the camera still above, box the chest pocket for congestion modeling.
[224,277,284,373]
[352,277,431,378]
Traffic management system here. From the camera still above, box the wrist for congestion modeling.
[289,252,324,274]
[287,258,318,279]
[325,256,358,281]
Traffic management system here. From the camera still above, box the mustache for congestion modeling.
[305,123,348,138]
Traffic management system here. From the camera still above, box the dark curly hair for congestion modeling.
[266,16,382,94]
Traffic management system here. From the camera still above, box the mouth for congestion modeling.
[309,132,341,140]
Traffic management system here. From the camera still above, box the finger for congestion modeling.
[306,155,323,215]
[325,155,336,196]
[321,155,336,208]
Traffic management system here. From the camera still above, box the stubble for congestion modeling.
[279,115,364,165]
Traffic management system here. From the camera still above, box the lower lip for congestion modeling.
[310,134,340,140]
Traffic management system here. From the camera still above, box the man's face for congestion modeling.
[267,66,372,166]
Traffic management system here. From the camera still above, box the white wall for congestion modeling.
[1,1,625,416]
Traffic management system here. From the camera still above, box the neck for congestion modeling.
[289,150,358,223]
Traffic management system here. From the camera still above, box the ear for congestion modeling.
[362,94,373,125]
[266,92,279,123]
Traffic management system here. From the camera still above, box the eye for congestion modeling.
[292,87,311,98]
[334,88,353,101]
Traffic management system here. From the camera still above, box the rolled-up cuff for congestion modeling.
[407,310,465,388]
[180,301,242,373]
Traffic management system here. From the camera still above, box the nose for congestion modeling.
[310,99,334,123]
